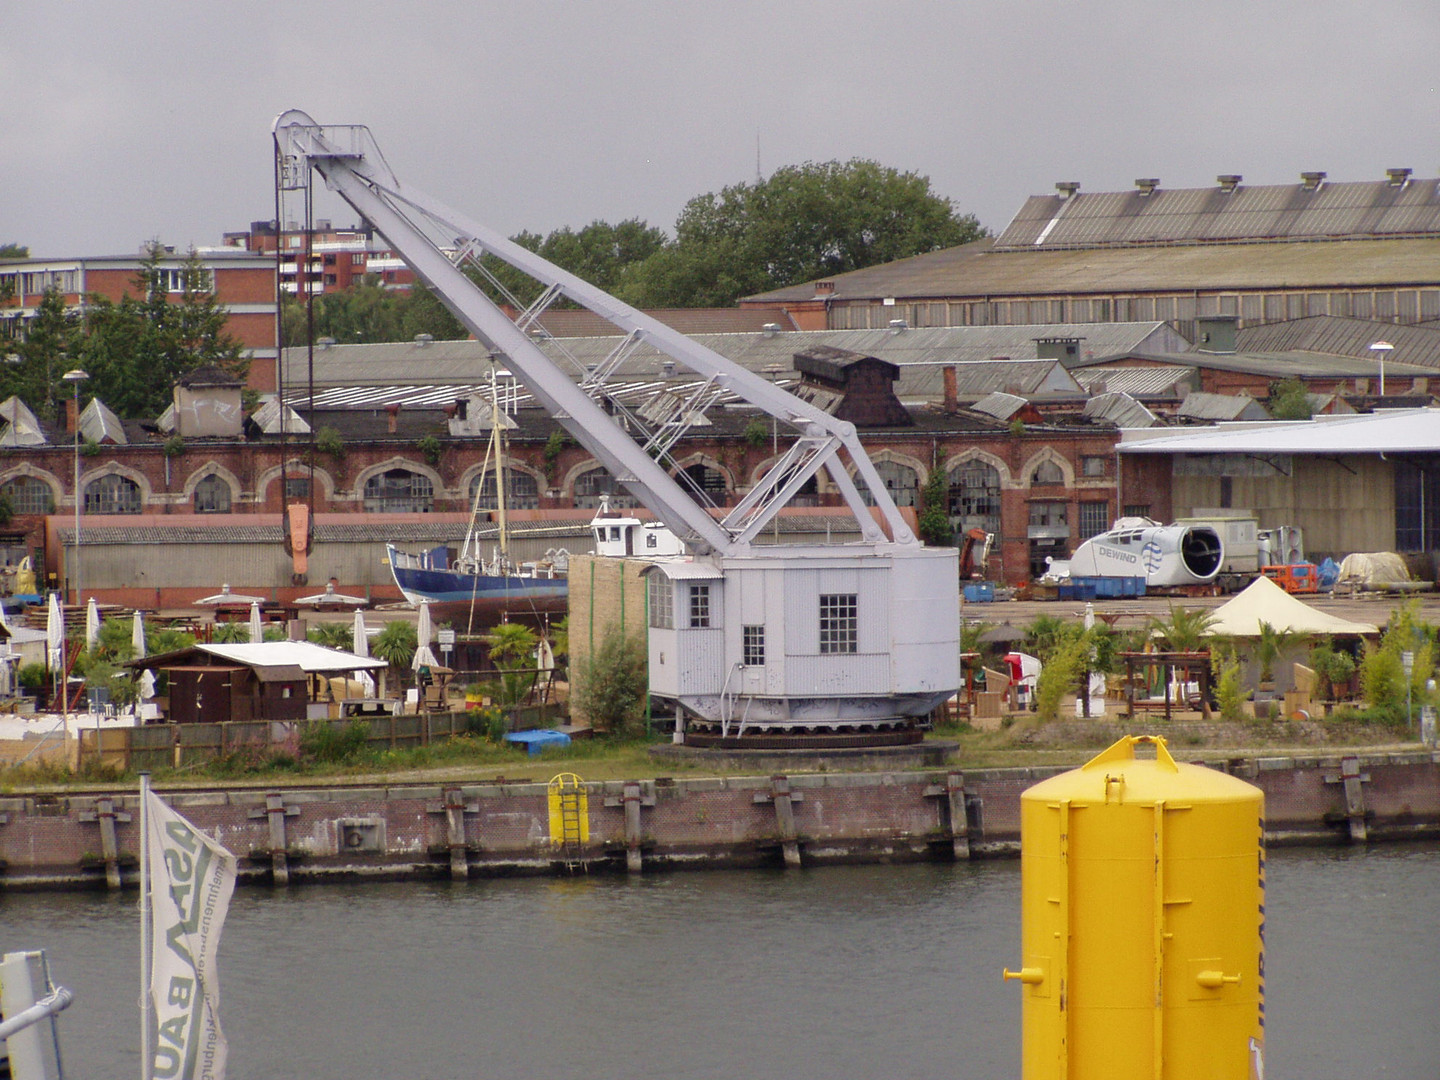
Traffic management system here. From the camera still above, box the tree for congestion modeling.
[917,467,954,547]
[372,620,418,680]
[619,159,987,308]
[572,626,648,735]
[484,622,539,706]
[78,246,247,418]
[0,287,78,420]
[1268,378,1313,420]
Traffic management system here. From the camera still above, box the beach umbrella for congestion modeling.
[537,637,555,671]
[352,610,369,658]
[132,610,147,659]
[412,602,436,671]
[85,597,101,651]
[249,602,264,644]
[46,591,63,671]
[139,669,157,701]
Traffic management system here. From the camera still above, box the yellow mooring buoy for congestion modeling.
[1004,734,1265,1079]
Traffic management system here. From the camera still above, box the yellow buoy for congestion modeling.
[1004,735,1265,1080]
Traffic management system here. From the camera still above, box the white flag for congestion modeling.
[146,790,237,1080]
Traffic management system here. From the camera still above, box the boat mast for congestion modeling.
[491,362,509,567]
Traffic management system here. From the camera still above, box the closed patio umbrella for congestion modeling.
[46,591,63,671]
[85,597,101,651]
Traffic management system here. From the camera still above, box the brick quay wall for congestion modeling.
[2,749,1437,891]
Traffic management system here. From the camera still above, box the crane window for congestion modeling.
[819,594,857,654]
[743,626,765,666]
[648,575,674,629]
[688,585,711,628]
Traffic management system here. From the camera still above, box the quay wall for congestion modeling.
[1,749,1437,890]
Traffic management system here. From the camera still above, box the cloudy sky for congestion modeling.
[4,1,1439,258]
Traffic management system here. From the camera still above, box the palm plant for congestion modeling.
[372,620,417,681]
[485,622,539,706]
[1255,620,1306,684]
[308,621,355,650]
[1147,606,1217,653]
[211,621,250,644]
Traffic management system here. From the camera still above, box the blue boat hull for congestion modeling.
[387,544,567,619]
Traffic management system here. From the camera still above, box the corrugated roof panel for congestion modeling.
[995,179,1440,250]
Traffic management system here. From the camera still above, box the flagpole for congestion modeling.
[139,771,152,1080]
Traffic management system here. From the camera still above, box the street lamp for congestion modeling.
[1369,340,1393,397]
[61,370,88,605]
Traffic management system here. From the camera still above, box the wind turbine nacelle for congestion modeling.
[1068,520,1224,587]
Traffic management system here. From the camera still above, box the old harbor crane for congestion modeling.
[273,110,959,745]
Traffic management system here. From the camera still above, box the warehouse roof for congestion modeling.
[1119,407,1440,453]
[1236,315,1440,366]
[745,235,1440,303]
[994,176,1440,249]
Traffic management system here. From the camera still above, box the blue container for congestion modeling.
[963,583,995,603]
[505,729,572,756]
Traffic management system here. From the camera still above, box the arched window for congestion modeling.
[1031,459,1064,486]
[947,460,1001,536]
[0,476,54,515]
[84,474,143,514]
[468,468,540,510]
[193,474,231,513]
[678,463,728,503]
[859,460,920,508]
[363,469,433,513]
[573,466,639,509]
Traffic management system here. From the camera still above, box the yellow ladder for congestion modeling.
[547,772,588,872]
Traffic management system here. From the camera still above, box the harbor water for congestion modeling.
[2,844,1435,1079]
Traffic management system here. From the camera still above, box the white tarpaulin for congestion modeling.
[1205,576,1379,637]
[1334,552,1412,588]
[146,787,236,1080]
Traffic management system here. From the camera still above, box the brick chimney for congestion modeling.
[943,366,958,414]
[65,397,78,434]
[385,402,401,434]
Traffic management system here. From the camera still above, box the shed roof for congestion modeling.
[1176,392,1269,422]
[196,642,387,673]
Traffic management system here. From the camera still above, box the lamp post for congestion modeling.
[1369,340,1393,397]
[61,370,88,605]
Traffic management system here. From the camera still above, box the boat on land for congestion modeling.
[386,373,569,628]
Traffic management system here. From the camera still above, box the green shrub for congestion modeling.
[572,627,648,736]
[315,426,345,458]
[1214,648,1247,722]
[17,663,47,694]
[1034,629,1092,721]
[299,720,373,764]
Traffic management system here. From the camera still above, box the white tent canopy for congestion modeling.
[1205,576,1379,638]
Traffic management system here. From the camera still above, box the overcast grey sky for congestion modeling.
[4,1,1439,259]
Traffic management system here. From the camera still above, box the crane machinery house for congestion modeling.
[272,110,960,745]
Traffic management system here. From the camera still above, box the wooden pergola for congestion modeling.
[1118,651,1214,721]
